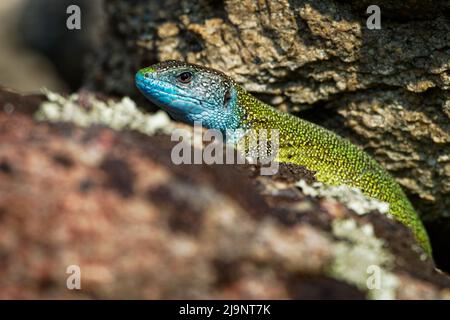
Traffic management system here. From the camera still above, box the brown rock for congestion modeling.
[0,89,449,299]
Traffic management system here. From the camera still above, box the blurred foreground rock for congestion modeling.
[0,89,449,299]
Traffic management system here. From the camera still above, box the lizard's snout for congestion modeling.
[136,66,156,81]
[135,67,156,91]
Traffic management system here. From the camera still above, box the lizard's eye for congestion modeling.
[223,89,232,108]
[177,71,193,83]
[144,73,150,78]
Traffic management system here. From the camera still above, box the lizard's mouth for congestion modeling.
[135,73,209,116]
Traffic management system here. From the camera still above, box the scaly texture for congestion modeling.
[235,86,431,254]
[135,60,432,255]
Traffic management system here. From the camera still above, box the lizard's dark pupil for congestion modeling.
[178,72,192,83]
[223,89,232,108]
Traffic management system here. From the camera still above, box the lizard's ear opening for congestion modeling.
[223,89,232,109]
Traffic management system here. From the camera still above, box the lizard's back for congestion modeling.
[238,89,431,254]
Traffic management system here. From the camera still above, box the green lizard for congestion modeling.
[135,60,432,255]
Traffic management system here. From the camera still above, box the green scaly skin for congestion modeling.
[135,60,432,255]
[236,86,431,254]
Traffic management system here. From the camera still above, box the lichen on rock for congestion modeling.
[36,89,175,135]
[329,218,399,300]
[296,179,390,215]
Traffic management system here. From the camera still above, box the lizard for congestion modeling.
[135,60,432,255]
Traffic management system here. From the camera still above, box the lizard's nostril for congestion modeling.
[138,66,156,79]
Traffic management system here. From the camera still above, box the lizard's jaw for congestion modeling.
[135,72,208,122]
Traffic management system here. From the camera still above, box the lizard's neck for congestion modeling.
[235,86,284,129]
[234,86,344,148]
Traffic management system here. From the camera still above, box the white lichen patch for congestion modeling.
[329,218,399,300]
[36,89,175,135]
[296,180,390,215]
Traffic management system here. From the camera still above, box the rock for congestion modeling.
[83,0,450,270]
[0,88,449,299]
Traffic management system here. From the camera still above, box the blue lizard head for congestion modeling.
[135,60,241,131]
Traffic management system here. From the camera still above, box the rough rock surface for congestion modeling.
[0,89,449,299]
[85,0,449,233]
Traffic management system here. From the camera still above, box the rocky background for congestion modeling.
[0,0,449,299]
